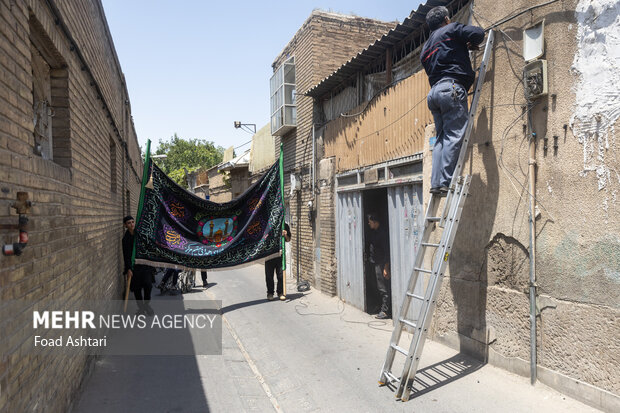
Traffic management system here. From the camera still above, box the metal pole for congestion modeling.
[312,124,315,198]
[527,104,537,385]
[297,189,301,283]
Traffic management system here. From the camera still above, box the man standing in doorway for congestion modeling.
[122,216,155,315]
[421,6,485,195]
[265,222,291,301]
[367,214,391,319]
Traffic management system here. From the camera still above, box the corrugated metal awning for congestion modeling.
[305,0,462,98]
[218,150,251,172]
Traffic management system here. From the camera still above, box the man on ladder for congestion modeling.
[421,6,485,195]
[379,6,494,402]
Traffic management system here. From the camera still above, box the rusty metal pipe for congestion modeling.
[527,105,537,385]
[2,192,31,256]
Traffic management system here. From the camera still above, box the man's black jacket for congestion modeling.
[421,22,485,90]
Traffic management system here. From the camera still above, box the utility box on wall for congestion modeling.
[290,173,301,195]
[523,21,548,100]
[524,59,548,99]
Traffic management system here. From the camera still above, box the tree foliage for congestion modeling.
[151,134,224,188]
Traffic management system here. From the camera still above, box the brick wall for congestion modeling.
[0,0,142,412]
[318,157,336,295]
[207,169,232,203]
[272,11,394,294]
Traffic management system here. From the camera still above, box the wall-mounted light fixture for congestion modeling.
[233,121,256,134]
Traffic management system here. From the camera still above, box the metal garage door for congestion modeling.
[388,185,424,323]
[336,191,365,310]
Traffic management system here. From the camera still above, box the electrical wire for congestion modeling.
[484,0,562,32]
[333,0,563,145]
[339,78,401,118]
[293,294,393,331]
[345,94,430,144]
[294,296,345,316]
[234,139,252,150]
[471,6,558,220]
[496,102,557,221]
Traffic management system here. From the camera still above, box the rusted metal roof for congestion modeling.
[305,0,464,98]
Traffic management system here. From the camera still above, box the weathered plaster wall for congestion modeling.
[571,0,620,192]
[427,0,619,404]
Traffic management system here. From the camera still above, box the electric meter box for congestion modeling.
[290,173,301,194]
[524,59,548,100]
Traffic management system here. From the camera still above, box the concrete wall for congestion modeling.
[421,0,619,409]
[0,0,143,412]
[272,10,395,294]
[249,123,276,175]
[230,167,251,199]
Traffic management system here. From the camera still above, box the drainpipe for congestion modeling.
[312,124,315,200]
[527,104,537,385]
[296,189,301,281]
[2,192,32,256]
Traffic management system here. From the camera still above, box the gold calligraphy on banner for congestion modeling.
[247,221,261,235]
[165,229,182,246]
[170,201,185,219]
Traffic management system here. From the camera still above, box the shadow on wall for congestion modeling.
[447,48,500,360]
[448,34,553,360]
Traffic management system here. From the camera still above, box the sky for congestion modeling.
[101,1,424,153]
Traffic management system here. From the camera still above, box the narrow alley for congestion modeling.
[72,266,599,413]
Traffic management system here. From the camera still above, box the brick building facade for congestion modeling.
[305,1,619,411]
[271,10,395,294]
[0,0,143,411]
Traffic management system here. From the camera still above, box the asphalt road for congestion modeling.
[72,264,601,413]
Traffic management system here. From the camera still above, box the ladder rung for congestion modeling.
[406,292,425,301]
[382,31,492,402]
[391,344,408,356]
[384,371,399,383]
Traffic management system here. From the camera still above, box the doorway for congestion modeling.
[362,187,390,315]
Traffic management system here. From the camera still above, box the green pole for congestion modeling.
[131,139,151,268]
[279,143,286,272]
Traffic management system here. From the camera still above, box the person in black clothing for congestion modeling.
[421,6,485,195]
[159,267,180,289]
[265,222,291,301]
[122,216,154,316]
[367,214,391,319]
[200,270,208,288]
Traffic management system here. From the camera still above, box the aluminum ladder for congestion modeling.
[378,30,494,402]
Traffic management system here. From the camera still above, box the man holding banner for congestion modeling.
[126,141,288,293]
[122,215,155,316]
[265,222,291,301]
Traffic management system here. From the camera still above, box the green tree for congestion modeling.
[151,134,224,187]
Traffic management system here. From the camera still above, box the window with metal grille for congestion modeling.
[29,15,71,167]
[270,56,296,136]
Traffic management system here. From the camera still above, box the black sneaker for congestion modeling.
[430,186,449,196]
[144,304,155,316]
